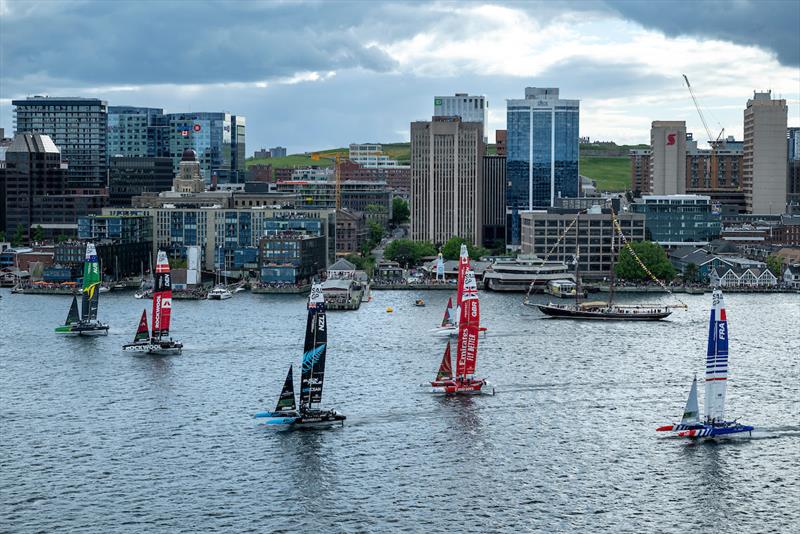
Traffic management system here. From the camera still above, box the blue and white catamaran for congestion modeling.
[254,284,345,430]
[657,289,753,439]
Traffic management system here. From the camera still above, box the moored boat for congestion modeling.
[122,251,182,355]
[255,284,345,429]
[54,243,109,336]
[207,284,233,300]
[656,289,753,439]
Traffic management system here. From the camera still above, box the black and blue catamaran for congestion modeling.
[255,284,345,429]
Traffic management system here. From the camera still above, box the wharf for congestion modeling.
[372,282,484,291]
[591,285,798,294]
[252,285,311,294]
[11,285,79,295]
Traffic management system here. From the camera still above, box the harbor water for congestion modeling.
[1,289,798,532]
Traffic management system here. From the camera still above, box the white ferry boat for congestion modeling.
[482,256,574,292]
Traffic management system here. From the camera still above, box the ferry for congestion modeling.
[544,279,582,298]
[483,256,574,292]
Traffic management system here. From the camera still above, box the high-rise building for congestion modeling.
[434,93,488,126]
[495,129,507,156]
[685,135,743,191]
[166,112,245,185]
[743,91,788,214]
[630,148,652,196]
[12,96,108,188]
[506,87,580,246]
[787,127,800,213]
[649,121,686,195]
[107,106,169,159]
[410,117,484,245]
[108,156,174,207]
[482,155,506,248]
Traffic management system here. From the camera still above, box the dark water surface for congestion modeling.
[1,288,798,533]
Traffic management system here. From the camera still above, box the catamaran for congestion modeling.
[254,284,345,429]
[656,289,753,439]
[122,251,183,355]
[429,268,494,395]
[54,243,109,336]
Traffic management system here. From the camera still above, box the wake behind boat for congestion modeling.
[656,289,753,439]
[254,284,345,430]
[122,251,182,355]
[54,243,109,336]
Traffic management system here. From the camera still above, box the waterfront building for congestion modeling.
[434,93,488,129]
[108,156,173,207]
[1,134,106,239]
[710,265,777,288]
[482,155,506,248]
[107,106,169,159]
[630,148,652,196]
[743,91,788,214]
[258,231,326,284]
[783,264,800,288]
[166,112,245,184]
[410,117,484,245]
[519,207,645,279]
[103,205,336,270]
[12,96,108,188]
[630,194,721,247]
[495,130,507,156]
[649,121,686,195]
[506,87,580,246]
[336,208,367,255]
[788,127,800,213]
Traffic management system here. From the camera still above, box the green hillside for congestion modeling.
[580,156,630,192]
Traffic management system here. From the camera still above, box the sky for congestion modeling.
[1,0,798,153]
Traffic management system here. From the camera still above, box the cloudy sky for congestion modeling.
[1,0,798,153]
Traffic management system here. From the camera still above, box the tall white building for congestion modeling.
[743,91,788,214]
[434,93,488,141]
[649,121,687,195]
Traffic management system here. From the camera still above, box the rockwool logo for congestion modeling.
[667,133,676,146]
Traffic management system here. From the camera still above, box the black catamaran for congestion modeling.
[254,284,345,429]
[54,243,109,336]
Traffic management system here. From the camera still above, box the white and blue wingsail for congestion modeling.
[704,289,729,423]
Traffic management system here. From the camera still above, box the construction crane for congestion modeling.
[311,151,348,211]
[683,74,725,190]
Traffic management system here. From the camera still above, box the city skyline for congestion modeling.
[1,1,799,153]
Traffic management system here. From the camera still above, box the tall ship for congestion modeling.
[54,243,109,336]
[483,256,574,292]
[429,268,493,395]
[657,289,753,439]
[254,284,345,429]
[123,251,183,355]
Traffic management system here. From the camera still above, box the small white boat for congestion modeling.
[234,286,246,293]
[207,284,233,300]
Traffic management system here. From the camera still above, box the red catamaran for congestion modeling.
[123,250,183,355]
[429,268,493,395]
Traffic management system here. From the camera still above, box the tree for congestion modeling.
[766,255,783,277]
[11,224,25,246]
[0,230,5,242]
[684,262,699,283]
[32,225,45,243]
[441,236,490,261]
[390,197,410,226]
[614,241,676,282]
[56,234,69,243]
[368,221,384,247]
[384,239,436,267]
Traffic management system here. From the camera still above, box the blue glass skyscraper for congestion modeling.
[506,87,579,245]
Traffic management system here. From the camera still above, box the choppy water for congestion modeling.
[1,288,798,533]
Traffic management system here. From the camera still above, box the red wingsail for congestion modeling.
[441,296,454,327]
[456,269,480,378]
[151,250,172,339]
[436,341,453,380]
[134,309,149,342]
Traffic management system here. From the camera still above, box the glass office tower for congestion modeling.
[506,87,579,246]
[107,106,169,159]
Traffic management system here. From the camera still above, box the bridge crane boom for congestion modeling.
[683,74,725,190]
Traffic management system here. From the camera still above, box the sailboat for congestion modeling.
[122,251,183,355]
[208,245,233,300]
[656,289,753,439]
[254,284,346,429]
[54,243,109,336]
[430,244,485,337]
[429,268,493,395]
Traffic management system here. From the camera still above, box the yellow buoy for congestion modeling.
[386,307,393,313]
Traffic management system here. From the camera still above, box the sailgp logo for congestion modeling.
[302,344,326,371]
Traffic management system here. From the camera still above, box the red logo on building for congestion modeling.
[667,133,676,146]
[193,124,202,132]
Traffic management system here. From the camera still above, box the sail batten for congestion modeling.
[299,284,327,413]
[703,289,729,422]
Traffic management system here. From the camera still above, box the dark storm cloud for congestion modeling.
[605,0,800,67]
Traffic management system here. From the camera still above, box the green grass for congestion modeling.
[580,156,630,192]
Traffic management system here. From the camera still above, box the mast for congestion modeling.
[81,243,101,322]
[704,289,729,423]
[151,250,173,341]
[608,213,617,306]
[574,216,581,305]
[455,269,480,379]
[299,284,327,413]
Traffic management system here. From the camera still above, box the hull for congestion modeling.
[430,325,457,337]
[123,340,183,355]
[207,292,232,300]
[254,409,345,430]
[536,303,672,321]
[678,423,754,439]
[55,322,109,336]
[429,378,494,395]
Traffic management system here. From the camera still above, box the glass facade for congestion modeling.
[505,88,579,245]
[107,107,168,159]
[167,112,244,185]
[630,195,721,245]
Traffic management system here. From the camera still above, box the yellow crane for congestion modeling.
[311,151,348,211]
[683,74,725,189]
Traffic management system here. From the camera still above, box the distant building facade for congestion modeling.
[410,117,484,245]
[787,127,800,213]
[506,87,580,246]
[166,112,245,184]
[107,106,169,159]
[434,94,488,129]
[482,155,506,248]
[630,195,721,246]
[630,148,652,196]
[108,156,173,207]
[743,91,788,214]
[258,232,326,284]
[649,121,686,195]
[335,208,367,255]
[495,130,507,156]
[13,96,108,188]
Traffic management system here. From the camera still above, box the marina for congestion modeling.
[1,287,798,532]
